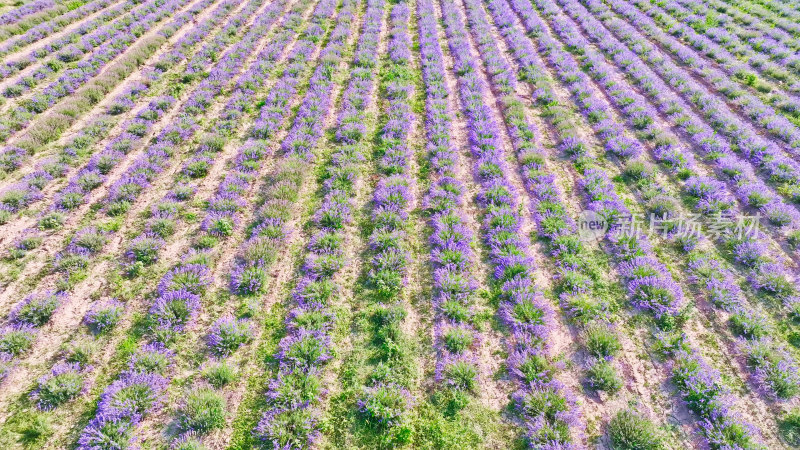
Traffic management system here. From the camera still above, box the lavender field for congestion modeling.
[0,0,799,447]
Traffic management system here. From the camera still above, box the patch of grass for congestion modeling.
[779,409,800,447]
[607,408,666,450]
[227,303,284,449]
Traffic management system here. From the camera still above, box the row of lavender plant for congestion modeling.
[0,0,80,41]
[543,0,800,400]
[692,0,800,58]
[622,0,800,127]
[107,0,281,281]
[153,1,341,441]
[214,30,323,450]
[36,0,320,439]
[655,0,800,91]
[0,0,270,388]
[0,0,209,157]
[715,0,800,54]
[528,0,800,398]
[170,0,339,307]
[499,0,770,445]
[435,0,584,444]
[120,0,312,332]
[253,2,388,445]
[0,0,127,78]
[0,0,232,229]
[465,0,627,399]
[247,1,372,448]
[0,0,250,302]
[42,0,239,215]
[196,2,371,446]
[567,0,800,242]
[417,0,485,413]
[0,0,116,59]
[71,2,298,444]
[342,3,419,445]
[724,0,800,40]
[0,0,154,100]
[26,0,315,440]
[602,0,800,157]
[0,0,214,174]
[0,0,194,143]
[0,0,59,26]
[612,1,800,149]
[596,0,800,166]
[230,0,378,300]
[556,0,800,327]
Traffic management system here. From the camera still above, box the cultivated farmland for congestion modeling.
[0,0,798,447]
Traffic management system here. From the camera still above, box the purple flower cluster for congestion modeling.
[9,290,63,327]
[206,315,253,356]
[229,0,349,297]
[0,0,194,142]
[0,0,56,26]
[581,0,800,202]
[149,266,206,337]
[689,256,799,399]
[670,347,766,449]
[604,0,800,154]
[543,0,800,322]
[79,307,180,448]
[0,0,116,60]
[30,361,89,410]
[0,352,13,383]
[0,323,37,357]
[83,299,124,335]
[0,0,232,231]
[434,0,582,444]
[49,226,108,279]
[254,0,377,447]
[506,0,771,444]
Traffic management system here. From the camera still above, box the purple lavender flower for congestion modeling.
[129,342,174,375]
[0,352,14,383]
[148,289,201,335]
[11,290,63,327]
[254,403,320,449]
[31,362,87,410]
[276,329,332,372]
[206,315,253,356]
[357,383,414,427]
[0,324,37,356]
[84,300,124,335]
[158,264,211,295]
[97,371,168,417]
